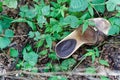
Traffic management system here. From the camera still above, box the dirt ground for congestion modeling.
[0,0,120,80]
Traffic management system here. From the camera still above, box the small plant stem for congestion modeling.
[72,55,86,71]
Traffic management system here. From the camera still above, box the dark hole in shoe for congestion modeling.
[56,39,76,58]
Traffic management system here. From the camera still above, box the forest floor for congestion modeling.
[0,0,120,80]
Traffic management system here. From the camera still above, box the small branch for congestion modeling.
[0,67,120,77]
[13,35,28,38]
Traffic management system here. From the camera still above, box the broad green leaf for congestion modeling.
[26,21,36,31]
[69,0,88,12]
[82,20,89,34]
[23,51,38,66]
[5,29,14,37]
[106,2,116,11]
[45,34,52,49]
[39,50,48,56]
[0,2,3,12]
[109,17,120,26]
[0,17,12,29]
[80,12,91,20]
[108,25,119,35]
[115,12,120,17]
[10,48,18,57]
[61,58,76,71]
[28,31,34,38]
[64,15,79,28]
[26,45,32,51]
[99,59,109,67]
[53,32,61,40]
[20,5,37,18]
[108,17,120,35]
[0,37,10,49]
[92,0,105,13]
[37,15,46,28]
[12,18,26,23]
[88,5,94,16]
[42,5,50,16]
[34,31,41,41]
[106,0,120,11]
[35,39,44,48]
[3,0,17,9]
[50,18,58,25]
[52,25,62,33]
[28,31,40,41]
[116,6,120,11]
[48,53,58,60]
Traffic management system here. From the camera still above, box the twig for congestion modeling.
[13,35,28,37]
[0,68,120,77]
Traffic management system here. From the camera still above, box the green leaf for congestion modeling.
[0,37,10,49]
[34,31,41,41]
[39,50,48,56]
[0,26,3,33]
[106,0,120,11]
[108,17,120,35]
[100,76,110,80]
[5,29,14,37]
[35,39,44,48]
[37,15,46,28]
[45,34,52,49]
[12,18,27,23]
[28,31,34,38]
[0,2,3,12]
[94,47,99,57]
[0,16,12,29]
[10,48,18,57]
[106,1,116,11]
[99,59,109,67]
[23,51,38,66]
[48,53,58,60]
[82,20,89,34]
[88,5,94,16]
[20,5,37,18]
[88,6,94,16]
[28,31,40,41]
[85,49,95,56]
[108,25,119,35]
[61,58,76,71]
[80,12,91,20]
[3,0,17,9]
[69,0,88,12]
[52,25,62,33]
[64,15,79,28]
[92,54,95,63]
[92,0,105,13]
[49,76,68,80]
[26,21,36,31]
[42,5,50,16]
